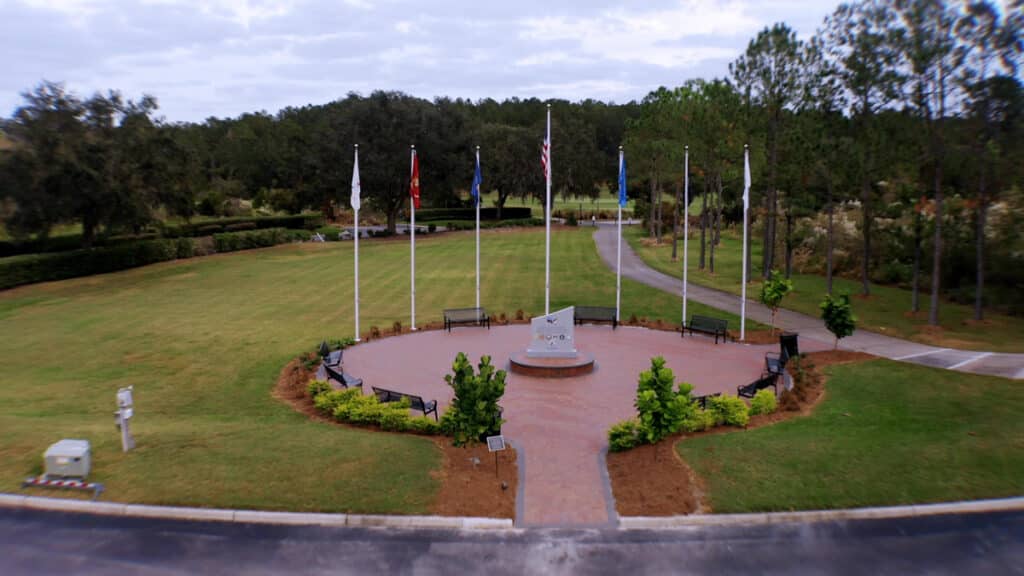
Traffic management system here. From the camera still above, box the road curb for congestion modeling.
[618,496,1024,529]
[0,493,514,530]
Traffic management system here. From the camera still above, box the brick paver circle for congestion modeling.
[342,324,829,527]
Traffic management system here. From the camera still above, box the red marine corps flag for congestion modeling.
[409,146,420,330]
[410,150,421,209]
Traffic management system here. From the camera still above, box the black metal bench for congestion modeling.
[318,341,342,367]
[574,306,617,329]
[765,332,799,377]
[371,386,438,420]
[324,364,363,389]
[443,307,490,332]
[693,392,721,409]
[682,314,729,344]
[738,373,778,398]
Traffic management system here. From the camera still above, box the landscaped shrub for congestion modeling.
[313,389,359,414]
[608,419,643,452]
[441,353,507,446]
[307,379,332,399]
[635,356,694,444]
[408,416,442,435]
[707,395,750,428]
[750,389,778,415]
[414,207,532,222]
[681,407,716,432]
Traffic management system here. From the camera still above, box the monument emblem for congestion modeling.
[526,306,577,358]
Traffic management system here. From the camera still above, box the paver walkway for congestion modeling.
[343,325,798,527]
[592,224,1024,380]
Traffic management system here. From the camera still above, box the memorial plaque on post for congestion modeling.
[526,306,577,358]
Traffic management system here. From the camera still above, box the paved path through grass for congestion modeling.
[592,224,1024,380]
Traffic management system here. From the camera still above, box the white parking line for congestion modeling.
[894,349,949,361]
[948,352,993,371]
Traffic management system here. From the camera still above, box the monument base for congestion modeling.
[509,351,595,379]
[525,348,579,359]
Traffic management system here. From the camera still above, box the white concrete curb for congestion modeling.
[619,496,1024,529]
[0,494,514,530]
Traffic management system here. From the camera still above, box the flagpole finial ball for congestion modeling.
[411,144,415,149]
[547,103,551,109]
[685,145,689,151]
[476,145,480,151]
[354,143,359,149]
[618,145,623,151]
[744,143,748,150]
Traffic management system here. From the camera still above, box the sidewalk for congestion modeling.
[591,225,1024,380]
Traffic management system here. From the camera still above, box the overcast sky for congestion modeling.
[1,0,842,122]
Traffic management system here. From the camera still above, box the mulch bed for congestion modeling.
[606,349,875,516]
[273,354,517,518]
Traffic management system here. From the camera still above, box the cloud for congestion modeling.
[0,0,841,121]
[519,0,760,68]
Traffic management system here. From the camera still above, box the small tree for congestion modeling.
[759,269,794,333]
[635,357,694,444]
[821,293,856,349]
[441,353,506,447]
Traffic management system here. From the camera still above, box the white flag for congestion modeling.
[743,147,751,211]
[351,148,361,211]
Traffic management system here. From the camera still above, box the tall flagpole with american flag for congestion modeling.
[471,146,483,309]
[351,144,361,342]
[542,104,552,315]
[409,144,419,331]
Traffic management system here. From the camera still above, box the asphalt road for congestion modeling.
[3,507,1022,575]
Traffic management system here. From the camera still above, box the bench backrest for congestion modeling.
[444,307,487,321]
[691,314,727,331]
[325,364,345,382]
[780,333,799,359]
[372,386,426,411]
[575,306,616,320]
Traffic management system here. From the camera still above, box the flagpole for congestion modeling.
[410,144,417,331]
[353,144,361,343]
[616,146,623,323]
[741,144,749,342]
[683,145,689,326]
[475,145,481,310]
[545,103,551,315]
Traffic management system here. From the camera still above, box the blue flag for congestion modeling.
[618,153,627,208]
[471,153,482,207]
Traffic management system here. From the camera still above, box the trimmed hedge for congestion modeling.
[0,228,302,290]
[441,218,544,231]
[0,214,322,257]
[412,207,532,222]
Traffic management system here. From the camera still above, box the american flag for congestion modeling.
[541,138,550,183]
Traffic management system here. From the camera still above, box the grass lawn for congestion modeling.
[625,227,1024,352]
[0,228,745,512]
[677,359,1024,512]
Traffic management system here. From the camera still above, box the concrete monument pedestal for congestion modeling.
[510,306,595,377]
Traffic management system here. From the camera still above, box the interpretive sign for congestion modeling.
[486,435,506,452]
[526,306,577,358]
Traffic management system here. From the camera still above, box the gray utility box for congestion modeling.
[44,439,91,478]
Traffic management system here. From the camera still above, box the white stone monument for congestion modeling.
[526,306,577,358]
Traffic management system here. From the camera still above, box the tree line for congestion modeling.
[626,0,1022,323]
[1,0,1021,321]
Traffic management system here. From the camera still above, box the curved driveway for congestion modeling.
[592,224,1024,380]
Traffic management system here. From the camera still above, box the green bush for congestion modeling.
[750,389,778,416]
[635,356,695,444]
[0,238,184,290]
[441,353,506,446]
[408,416,442,435]
[380,409,412,432]
[414,207,532,222]
[608,419,643,452]
[313,389,359,414]
[307,379,332,399]
[681,407,716,432]
[708,395,750,428]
